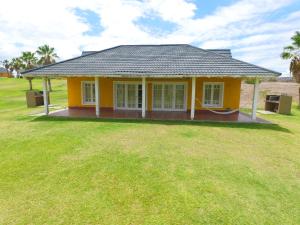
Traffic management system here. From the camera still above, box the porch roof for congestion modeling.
[22,44,281,78]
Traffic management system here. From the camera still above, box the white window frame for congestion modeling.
[202,82,224,108]
[152,82,187,111]
[113,81,147,110]
[81,81,96,105]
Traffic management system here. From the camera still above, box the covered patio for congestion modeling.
[48,108,270,123]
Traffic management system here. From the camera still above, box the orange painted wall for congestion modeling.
[67,77,241,110]
[0,72,12,78]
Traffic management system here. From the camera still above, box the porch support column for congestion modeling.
[191,76,196,120]
[251,77,259,121]
[95,77,100,117]
[42,77,49,115]
[142,77,146,118]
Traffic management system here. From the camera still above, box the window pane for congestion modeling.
[212,84,220,105]
[116,84,125,108]
[91,84,95,102]
[84,84,89,102]
[138,84,142,108]
[164,84,173,109]
[204,84,212,105]
[83,82,95,103]
[153,84,162,109]
[175,84,184,109]
[127,84,136,108]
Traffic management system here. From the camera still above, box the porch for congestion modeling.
[49,108,270,123]
[40,76,262,122]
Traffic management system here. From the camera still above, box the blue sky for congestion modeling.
[0,0,300,75]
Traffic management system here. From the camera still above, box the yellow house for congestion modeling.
[22,45,280,122]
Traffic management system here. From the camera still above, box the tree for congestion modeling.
[36,45,58,65]
[36,45,59,92]
[20,51,37,90]
[1,60,12,77]
[9,58,23,78]
[20,51,37,70]
[281,31,300,104]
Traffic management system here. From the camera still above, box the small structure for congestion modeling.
[0,67,12,78]
[26,90,49,107]
[265,94,292,115]
[21,44,281,122]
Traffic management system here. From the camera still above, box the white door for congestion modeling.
[115,83,143,110]
[152,83,187,111]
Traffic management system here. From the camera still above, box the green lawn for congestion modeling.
[0,78,299,225]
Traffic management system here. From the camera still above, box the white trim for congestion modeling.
[24,74,280,79]
[113,81,146,110]
[151,82,187,111]
[142,77,146,118]
[191,77,196,119]
[81,81,96,105]
[202,82,224,108]
[42,78,49,115]
[95,77,100,117]
[251,78,259,120]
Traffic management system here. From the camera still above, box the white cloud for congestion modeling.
[145,0,196,23]
[0,0,299,74]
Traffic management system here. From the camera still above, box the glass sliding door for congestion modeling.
[116,83,125,108]
[153,84,163,109]
[127,84,137,108]
[175,84,185,110]
[152,83,186,111]
[138,84,142,108]
[164,84,173,109]
[114,82,144,110]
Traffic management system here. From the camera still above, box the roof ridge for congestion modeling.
[119,44,190,47]
[187,45,281,75]
[205,48,231,50]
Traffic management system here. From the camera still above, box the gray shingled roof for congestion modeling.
[82,49,232,57]
[205,49,232,57]
[22,44,280,77]
[81,51,97,56]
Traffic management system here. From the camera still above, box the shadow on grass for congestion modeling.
[31,115,292,133]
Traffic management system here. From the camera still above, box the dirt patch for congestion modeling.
[241,82,300,108]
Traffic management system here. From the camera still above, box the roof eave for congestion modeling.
[22,73,281,78]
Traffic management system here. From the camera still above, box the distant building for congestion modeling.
[0,67,12,78]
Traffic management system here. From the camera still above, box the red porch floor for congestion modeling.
[49,108,270,123]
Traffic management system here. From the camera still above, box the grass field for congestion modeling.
[0,78,299,225]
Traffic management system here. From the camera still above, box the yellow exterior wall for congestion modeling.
[67,77,241,110]
[195,77,241,110]
[67,77,94,107]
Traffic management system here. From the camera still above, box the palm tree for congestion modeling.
[36,45,58,65]
[20,51,37,70]
[1,60,11,77]
[281,31,300,104]
[20,51,37,90]
[9,58,23,78]
[36,45,59,92]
